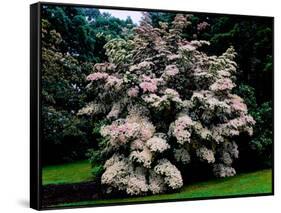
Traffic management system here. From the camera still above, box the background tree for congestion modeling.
[41,19,94,164]
[41,6,135,165]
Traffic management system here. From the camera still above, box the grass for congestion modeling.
[53,169,272,207]
[42,160,92,185]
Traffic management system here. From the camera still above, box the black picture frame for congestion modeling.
[30,1,274,210]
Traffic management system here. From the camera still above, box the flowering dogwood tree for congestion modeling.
[79,14,255,195]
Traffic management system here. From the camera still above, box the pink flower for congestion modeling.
[105,75,123,90]
[163,65,179,77]
[229,95,247,112]
[180,43,196,52]
[171,115,194,144]
[210,78,235,92]
[140,82,157,93]
[106,76,122,86]
[86,72,108,81]
[127,86,139,97]
[197,21,210,31]
[139,75,158,93]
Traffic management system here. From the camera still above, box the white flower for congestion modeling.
[170,115,193,144]
[196,147,215,163]
[77,102,106,115]
[162,65,179,78]
[154,159,183,189]
[101,155,133,192]
[148,170,166,194]
[106,103,121,119]
[130,146,153,168]
[146,135,170,153]
[126,167,149,195]
[213,164,236,178]
[210,78,236,92]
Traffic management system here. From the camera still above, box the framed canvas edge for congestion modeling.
[30,1,275,210]
[30,2,43,210]
[38,1,274,18]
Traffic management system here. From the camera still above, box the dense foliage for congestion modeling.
[41,5,134,164]
[235,85,273,168]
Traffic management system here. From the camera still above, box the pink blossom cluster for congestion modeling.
[130,139,145,151]
[197,21,210,31]
[101,154,184,195]
[101,108,157,148]
[212,115,255,140]
[179,43,196,52]
[228,94,247,113]
[86,71,123,91]
[101,154,133,193]
[139,75,158,93]
[162,65,179,78]
[210,78,236,92]
[172,14,191,31]
[142,90,183,110]
[86,72,108,81]
[196,147,215,163]
[146,135,170,153]
[105,75,123,87]
[129,61,154,72]
[127,86,139,97]
[100,120,140,145]
[142,94,164,109]
[227,115,256,136]
[191,91,231,116]
[170,115,193,144]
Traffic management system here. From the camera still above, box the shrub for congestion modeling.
[79,14,255,195]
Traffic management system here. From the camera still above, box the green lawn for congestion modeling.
[53,169,272,207]
[42,160,92,185]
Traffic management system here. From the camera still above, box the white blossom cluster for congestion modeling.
[196,147,215,163]
[101,154,183,195]
[154,159,183,189]
[148,170,166,194]
[213,163,236,178]
[77,102,108,116]
[146,134,170,153]
[130,146,153,168]
[169,115,193,144]
[79,14,256,195]
[141,88,183,110]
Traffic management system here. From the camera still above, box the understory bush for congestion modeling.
[235,84,272,168]
[79,14,255,195]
